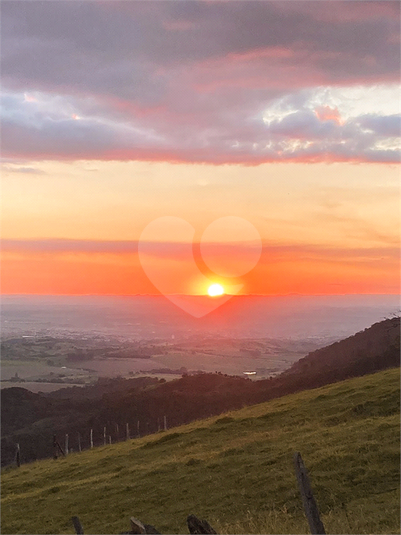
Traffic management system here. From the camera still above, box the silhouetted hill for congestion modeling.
[2,317,399,465]
[47,376,160,400]
[1,387,57,435]
[284,316,400,377]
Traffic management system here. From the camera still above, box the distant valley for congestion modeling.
[1,334,324,392]
[1,294,399,392]
[2,316,399,466]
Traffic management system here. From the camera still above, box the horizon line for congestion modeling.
[1,292,400,298]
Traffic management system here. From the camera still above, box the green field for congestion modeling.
[1,368,400,534]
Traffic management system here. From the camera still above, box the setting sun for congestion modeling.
[208,283,225,297]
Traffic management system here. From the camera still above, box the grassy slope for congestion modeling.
[1,368,399,535]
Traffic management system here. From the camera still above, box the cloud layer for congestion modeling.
[1,1,400,164]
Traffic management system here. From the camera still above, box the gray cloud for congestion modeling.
[2,1,399,83]
[356,114,401,137]
[1,165,46,175]
[2,87,399,164]
[1,1,400,164]
[2,238,398,265]
[1,238,138,255]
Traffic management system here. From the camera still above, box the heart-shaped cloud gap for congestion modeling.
[138,216,243,317]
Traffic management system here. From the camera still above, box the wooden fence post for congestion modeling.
[293,452,326,534]
[15,443,21,467]
[71,515,84,534]
[164,415,167,431]
[57,440,65,457]
[108,435,112,445]
[187,515,217,534]
[65,434,69,455]
[129,517,160,534]
[137,420,140,438]
[115,423,119,441]
[53,434,58,459]
[103,426,106,446]
[126,423,130,440]
[129,517,146,534]
[53,434,65,458]
[90,428,93,449]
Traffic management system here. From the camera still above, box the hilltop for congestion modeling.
[284,315,400,378]
[1,317,399,465]
[1,368,400,534]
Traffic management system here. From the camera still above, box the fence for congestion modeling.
[70,452,325,535]
[8,416,170,466]
[72,514,216,534]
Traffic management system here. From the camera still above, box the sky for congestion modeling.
[1,0,400,296]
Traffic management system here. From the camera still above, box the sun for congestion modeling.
[207,283,225,297]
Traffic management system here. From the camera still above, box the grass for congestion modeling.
[1,368,400,534]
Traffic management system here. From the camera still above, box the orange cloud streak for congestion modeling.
[2,248,399,295]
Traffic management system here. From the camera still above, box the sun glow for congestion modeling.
[207,283,225,297]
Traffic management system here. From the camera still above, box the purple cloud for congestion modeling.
[1,1,400,164]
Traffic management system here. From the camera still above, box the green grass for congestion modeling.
[1,368,400,534]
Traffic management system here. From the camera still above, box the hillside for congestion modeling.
[1,317,399,466]
[284,316,400,377]
[1,368,400,535]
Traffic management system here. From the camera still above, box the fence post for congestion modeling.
[53,434,65,458]
[164,415,167,431]
[71,516,84,534]
[293,452,326,534]
[53,434,58,459]
[126,423,130,440]
[15,443,21,467]
[65,434,69,455]
[108,435,112,445]
[115,423,119,441]
[103,426,107,446]
[90,428,93,449]
[187,515,217,534]
[130,518,146,534]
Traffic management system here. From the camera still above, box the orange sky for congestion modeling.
[2,161,399,295]
[2,2,400,296]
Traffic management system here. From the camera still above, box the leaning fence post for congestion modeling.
[53,434,58,459]
[53,434,65,458]
[71,515,84,534]
[130,517,146,534]
[15,443,21,467]
[187,514,217,534]
[293,452,326,534]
